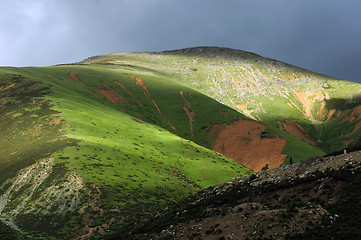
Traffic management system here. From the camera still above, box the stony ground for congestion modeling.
[117,151,361,240]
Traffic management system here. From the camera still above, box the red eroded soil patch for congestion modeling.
[46,78,58,85]
[277,120,315,146]
[183,106,195,137]
[346,122,361,137]
[339,105,361,124]
[1,98,11,106]
[124,73,162,114]
[180,90,195,136]
[94,83,128,105]
[0,83,16,91]
[179,90,191,108]
[209,119,287,172]
[292,90,327,120]
[352,105,361,115]
[335,111,342,118]
[343,138,356,146]
[114,81,143,106]
[135,77,162,114]
[167,121,178,131]
[339,115,357,124]
[326,109,337,121]
[69,72,83,84]
[69,72,109,106]
[316,101,327,120]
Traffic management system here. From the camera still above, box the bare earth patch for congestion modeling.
[94,82,128,105]
[210,119,287,172]
[124,73,162,114]
[114,80,143,106]
[277,120,315,145]
[69,72,109,106]
[180,90,195,137]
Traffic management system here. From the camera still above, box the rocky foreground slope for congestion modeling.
[113,151,361,240]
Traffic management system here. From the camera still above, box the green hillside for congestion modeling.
[82,47,361,163]
[0,62,251,239]
[1,46,361,239]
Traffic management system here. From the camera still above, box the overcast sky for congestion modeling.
[1,0,360,83]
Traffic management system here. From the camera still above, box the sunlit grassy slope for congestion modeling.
[1,64,252,191]
[0,62,251,238]
[82,47,361,160]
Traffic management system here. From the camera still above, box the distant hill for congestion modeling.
[1,46,361,239]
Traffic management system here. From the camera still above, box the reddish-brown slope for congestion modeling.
[180,90,195,137]
[124,73,162,114]
[46,78,58,85]
[1,98,11,106]
[346,122,361,138]
[69,72,109,106]
[0,83,16,91]
[93,83,128,105]
[114,81,143,106]
[182,106,195,137]
[179,90,191,108]
[277,120,315,146]
[210,119,287,172]
[167,121,178,131]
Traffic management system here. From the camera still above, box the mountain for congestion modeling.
[79,46,361,169]
[1,46,361,239]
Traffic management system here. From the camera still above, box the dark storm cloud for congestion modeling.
[1,0,360,83]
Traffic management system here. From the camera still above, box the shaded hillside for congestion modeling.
[0,73,77,184]
[119,151,361,240]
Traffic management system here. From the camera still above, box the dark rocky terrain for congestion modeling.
[109,150,361,240]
